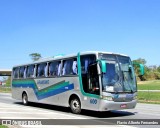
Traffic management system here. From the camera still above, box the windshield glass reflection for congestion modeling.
[118,56,136,92]
[99,54,137,93]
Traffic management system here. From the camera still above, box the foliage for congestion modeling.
[133,58,147,65]
[29,53,42,61]
[157,66,160,72]
[5,76,11,86]
[133,58,160,81]
[154,72,160,80]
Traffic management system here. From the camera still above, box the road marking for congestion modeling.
[0,112,59,114]
[0,102,86,119]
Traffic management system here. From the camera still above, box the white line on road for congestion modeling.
[0,102,86,119]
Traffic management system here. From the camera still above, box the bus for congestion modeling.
[12,51,144,114]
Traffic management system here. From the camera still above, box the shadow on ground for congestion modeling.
[14,101,135,118]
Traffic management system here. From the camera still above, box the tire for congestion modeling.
[22,93,28,105]
[70,98,81,114]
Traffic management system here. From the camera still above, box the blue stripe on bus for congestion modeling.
[12,83,74,100]
[37,84,74,100]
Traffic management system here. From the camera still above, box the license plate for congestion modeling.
[120,104,127,108]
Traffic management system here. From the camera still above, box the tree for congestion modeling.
[157,66,160,72]
[132,58,147,65]
[29,53,42,61]
[5,76,11,87]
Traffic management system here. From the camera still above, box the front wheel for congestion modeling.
[70,98,81,114]
[22,93,28,105]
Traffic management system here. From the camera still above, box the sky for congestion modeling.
[0,0,160,70]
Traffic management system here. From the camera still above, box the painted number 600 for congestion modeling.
[90,99,97,104]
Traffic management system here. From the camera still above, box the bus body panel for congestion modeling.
[12,77,79,106]
[12,76,101,111]
[12,51,139,113]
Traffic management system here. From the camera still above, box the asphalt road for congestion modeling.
[0,93,160,128]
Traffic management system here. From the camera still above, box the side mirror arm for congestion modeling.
[97,60,107,73]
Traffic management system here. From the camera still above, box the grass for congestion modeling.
[137,80,160,104]
[137,80,160,90]
[138,92,160,101]
[0,125,8,128]
[0,86,11,93]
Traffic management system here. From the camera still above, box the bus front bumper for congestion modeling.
[99,99,137,111]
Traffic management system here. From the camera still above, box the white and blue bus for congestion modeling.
[12,51,144,114]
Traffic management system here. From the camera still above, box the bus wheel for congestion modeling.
[70,98,81,114]
[22,93,28,105]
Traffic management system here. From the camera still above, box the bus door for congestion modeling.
[79,54,100,110]
[84,63,100,110]
[88,64,100,95]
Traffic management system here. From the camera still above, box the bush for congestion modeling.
[154,72,160,80]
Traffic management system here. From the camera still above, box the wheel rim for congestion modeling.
[23,94,27,104]
[72,100,80,111]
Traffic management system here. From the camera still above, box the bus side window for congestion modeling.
[57,61,62,76]
[27,65,35,78]
[49,61,59,77]
[49,62,53,76]
[81,56,96,74]
[62,60,67,75]
[37,63,47,77]
[72,59,77,75]
[45,64,48,77]
[19,66,25,78]
[24,67,27,78]
[62,59,74,75]
[13,68,19,79]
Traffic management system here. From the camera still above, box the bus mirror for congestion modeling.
[133,62,144,76]
[98,60,106,73]
[139,64,144,76]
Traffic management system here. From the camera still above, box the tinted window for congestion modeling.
[27,65,35,78]
[62,59,77,75]
[80,55,96,74]
[19,66,25,78]
[72,59,78,75]
[37,63,47,77]
[24,67,27,78]
[13,68,19,79]
[49,61,59,76]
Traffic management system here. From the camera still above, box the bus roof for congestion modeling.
[13,51,129,68]
[80,51,128,57]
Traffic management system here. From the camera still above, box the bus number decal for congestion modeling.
[90,99,97,104]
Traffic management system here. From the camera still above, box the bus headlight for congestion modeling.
[102,96,113,101]
[133,95,137,100]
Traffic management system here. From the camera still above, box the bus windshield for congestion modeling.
[99,54,137,93]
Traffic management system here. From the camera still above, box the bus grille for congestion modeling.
[113,97,133,102]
